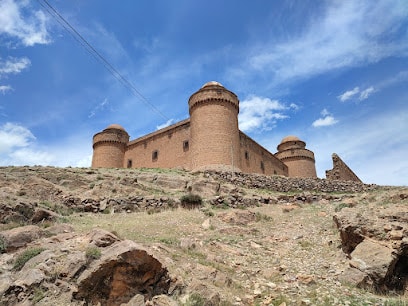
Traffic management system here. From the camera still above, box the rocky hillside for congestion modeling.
[0,166,407,305]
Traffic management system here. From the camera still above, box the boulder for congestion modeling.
[0,225,43,252]
[188,178,220,197]
[73,240,171,306]
[87,228,120,247]
[218,210,256,225]
[31,207,61,223]
[348,239,396,290]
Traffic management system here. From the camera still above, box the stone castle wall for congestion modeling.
[326,154,362,182]
[189,84,241,172]
[239,132,288,176]
[92,128,129,168]
[282,157,317,178]
[124,119,191,169]
[189,100,241,171]
[120,119,289,175]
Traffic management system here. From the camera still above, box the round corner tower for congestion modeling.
[275,135,317,178]
[188,81,241,172]
[92,124,129,168]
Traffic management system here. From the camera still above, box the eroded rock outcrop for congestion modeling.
[334,205,408,294]
[0,228,175,306]
[74,240,171,305]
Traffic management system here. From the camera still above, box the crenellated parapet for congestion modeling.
[276,148,315,161]
[188,81,239,114]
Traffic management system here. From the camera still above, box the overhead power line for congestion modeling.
[36,0,169,121]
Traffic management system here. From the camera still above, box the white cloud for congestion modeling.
[0,0,50,46]
[312,116,338,127]
[8,148,54,166]
[312,109,338,127]
[238,95,289,132]
[320,108,330,116]
[0,57,31,76]
[88,98,109,118]
[0,122,35,153]
[156,119,175,130]
[359,86,375,100]
[0,122,54,166]
[246,1,408,85]
[338,87,360,102]
[0,85,12,94]
[338,86,376,102]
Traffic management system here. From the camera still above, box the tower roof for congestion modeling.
[280,135,300,143]
[201,81,223,88]
[105,124,126,131]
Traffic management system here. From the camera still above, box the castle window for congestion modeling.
[245,151,249,160]
[127,159,132,168]
[260,161,265,171]
[152,150,158,161]
[274,170,277,175]
[183,140,189,151]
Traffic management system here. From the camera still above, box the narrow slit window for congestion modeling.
[183,140,189,151]
[127,159,132,168]
[245,151,249,160]
[152,150,158,161]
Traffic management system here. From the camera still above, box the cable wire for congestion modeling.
[36,0,169,121]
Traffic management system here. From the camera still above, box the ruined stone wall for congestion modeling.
[239,132,288,176]
[326,153,362,182]
[124,120,191,170]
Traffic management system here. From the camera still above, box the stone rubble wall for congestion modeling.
[58,170,378,214]
[203,170,375,193]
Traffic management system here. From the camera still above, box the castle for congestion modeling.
[92,81,361,182]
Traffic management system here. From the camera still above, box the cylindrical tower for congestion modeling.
[275,135,317,177]
[92,124,129,168]
[188,81,241,172]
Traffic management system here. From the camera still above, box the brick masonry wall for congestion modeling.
[326,153,362,182]
[282,157,317,178]
[189,100,241,172]
[92,128,129,168]
[124,120,191,169]
[239,132,288,176]
[92,142,126,168]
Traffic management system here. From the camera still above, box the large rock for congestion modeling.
[0,225,43,252]
[87,228,120,247]
[73,240,171,306]
[348,239,397,291]
[218,210,256,225]
[335,205,408,294]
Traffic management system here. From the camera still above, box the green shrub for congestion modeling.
[334,202,350,212]
[180,194,203,209]
[13,248,45,270]
[85,246,101,261]
[32,287,45,303]
[0,236,6,253]
[184,292,206,306]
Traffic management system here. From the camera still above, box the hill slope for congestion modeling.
[0,166,407,305]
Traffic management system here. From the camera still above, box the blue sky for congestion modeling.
[0,0,407,185]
